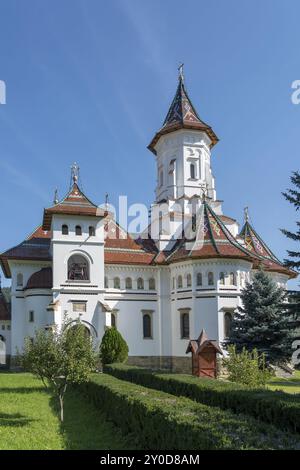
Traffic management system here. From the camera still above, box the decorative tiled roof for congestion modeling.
[167,200,254,264]
[148,76,218,154]
[239,220,297,279]
[42,183,106,230]
[25,267,52,290]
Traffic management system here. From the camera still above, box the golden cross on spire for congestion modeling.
[71,162,80,184]
[244,206,249,222]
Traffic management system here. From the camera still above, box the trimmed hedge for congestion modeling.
[104,364,300,433]
[77,373,300,450]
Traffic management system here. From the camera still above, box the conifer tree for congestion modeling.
[230,270,294,365]
[281,171,300,272]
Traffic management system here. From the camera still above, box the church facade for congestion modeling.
[0,73,296,370]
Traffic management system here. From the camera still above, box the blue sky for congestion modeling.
[0,0,299,288]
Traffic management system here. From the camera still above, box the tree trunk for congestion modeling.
[59,394,64,422]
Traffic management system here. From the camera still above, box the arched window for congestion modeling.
[17,273,23,287]
[178,275,183,289]
[62,224,69,235]
[68,255,89,281]
[190,162,196,179]
[208,272,214,286]
[89,226,95,237]
[224,312,232,339]
[219,272,225,285]
[104,276,108,289]
[75,225,82,236]
[113,277,120,289]
[149,278,155,290]
[125,277,132,289]
[111,312,117,328]
[143,313,152,339]
[180,311,190,339]
[137,277,144,290]
[67,324,90,340]
[197,272,202,286]
[187,273,192,288]
[229,272,236,285]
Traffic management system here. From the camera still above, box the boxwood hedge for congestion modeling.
[77,373,300,450]
[104,364,300,433]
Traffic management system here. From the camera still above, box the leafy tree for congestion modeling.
[229,270,295,366]
[223,345,271,387]
[100,327,129,365]
[21,320,96,422]
[281,171,300,272]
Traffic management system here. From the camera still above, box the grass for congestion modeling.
[267,370,300,394]
[0,372,137,450]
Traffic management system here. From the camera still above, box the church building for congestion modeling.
[0,71,296,370]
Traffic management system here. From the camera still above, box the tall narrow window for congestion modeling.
[177,275,183,289]
[104,276,108,289]
[137,278,144,290]
[159,170,163,187]
[89,226,95,237]
[229,272,236,285]
[111,312,117,328]
[149,278,155,290]
[208,272,214,286]
[75,225,82,236]
[172,277,175,290]
[190,163,196,179]
[29,311,34,323]
[219,272,225,285]
[143,313,152,339]
[113,277,120,289]
[187,273,192,288]
[17,273,23,287]
[224,312,232,339]
[62,224,69,235]
[180,312,190,339]
[192,214,196,232]
[125,277,132,289]
[197,273,202,286]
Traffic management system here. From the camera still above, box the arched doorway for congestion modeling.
[0,335,6,365]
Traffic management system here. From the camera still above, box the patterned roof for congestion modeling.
[167,200,254,264]
[42,183,106,230]
[148,76,218,154]
[25,267,52,290]
[239,221,297,278]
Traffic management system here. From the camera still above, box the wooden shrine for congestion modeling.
[186,329,223,378]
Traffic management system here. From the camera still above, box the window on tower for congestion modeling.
[89,226,95,237]
[180,311,190,339]
[190,162,196,179]
[62,224,69,235]
[159,170,163,187]
[67,255,89,281]
[75,225,82,236]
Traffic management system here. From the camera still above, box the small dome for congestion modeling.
[25,267,52,290]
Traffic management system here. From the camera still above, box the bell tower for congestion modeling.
[148,66,219,204]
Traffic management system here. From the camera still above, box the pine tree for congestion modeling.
[281,171,300,271]
[100,327,129,365]
[230,270,294,365]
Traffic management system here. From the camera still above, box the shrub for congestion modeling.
[223,345,272,387]
[77,373,300,450]
[99,327,128,365]
[105,363,300,433]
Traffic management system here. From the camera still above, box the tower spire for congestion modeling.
[178,63,184,82]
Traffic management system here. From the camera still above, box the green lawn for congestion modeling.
[0,373,137,450]
[267,370,300,394]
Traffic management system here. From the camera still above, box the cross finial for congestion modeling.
[244,206,249,222]
[178,63,184,82]
[105,193,109,209]
[71,162,80,185]
[201,183,209,202]
[53,188,59,205]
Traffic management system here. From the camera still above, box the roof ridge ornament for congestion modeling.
[178,62,184,83]
[53,189,59,205]
[244,206,249,222]
[71,162,80,187]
